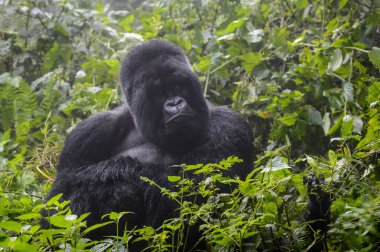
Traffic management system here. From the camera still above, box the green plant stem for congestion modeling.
[203,56,238,97]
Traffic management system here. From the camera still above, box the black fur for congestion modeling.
[45,40,254,250]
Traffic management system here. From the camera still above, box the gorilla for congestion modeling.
[44,40,330,250]
[44,40,254,250]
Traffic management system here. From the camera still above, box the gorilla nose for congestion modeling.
[164,97,185,114]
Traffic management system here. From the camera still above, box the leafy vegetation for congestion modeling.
[0,0,379,250]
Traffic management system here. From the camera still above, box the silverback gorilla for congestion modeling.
[45,40,254,250]
[44,40,329,251]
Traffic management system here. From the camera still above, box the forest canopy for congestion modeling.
[0,0,379,251]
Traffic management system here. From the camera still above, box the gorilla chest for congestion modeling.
[112,128,176,165]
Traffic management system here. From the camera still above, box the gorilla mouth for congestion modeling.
[166,114,192,127]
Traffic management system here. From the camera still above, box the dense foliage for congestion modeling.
[0,0,379,250]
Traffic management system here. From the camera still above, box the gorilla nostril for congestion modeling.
[174,98,185,108]
[171,97,184,106]
[164,97,185,113]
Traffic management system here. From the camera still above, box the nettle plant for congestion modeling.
[0,156,318,251]
[134,156,319,251]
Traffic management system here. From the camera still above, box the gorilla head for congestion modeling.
[120,40,209,154]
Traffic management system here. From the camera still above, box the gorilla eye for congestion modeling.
[153,88,165,101]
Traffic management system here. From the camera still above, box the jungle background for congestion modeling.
[0,0,379,251]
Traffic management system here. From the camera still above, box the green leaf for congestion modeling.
[318,55,329,75]
[327,114,343,135]
[328,49,343,72]
[308,108,322,126]
[326,18,338,34]
[328,150,337,166]
[279,114,297,126]
[270,27,288,50]
[334,65,351,78]
[54,23,69,37]
[240,52,262,73]
[339,0,349,9]
[367,82,380,103]
[83,221,114,236]
[11,243,41,251]
[247,29,264,43]
[119,15,134,32]
[103,211,130,221]
[49,215,71,228]
[343,82,354,102]
[341,115,354,136]
[195,57,211,72]
[368,47,380,70]
[306,155,318,169]
[17,213,41,220]
[322,113,331,135]
[46,193,63,206]
[96,2,104,13]
[183,163,203,171]
[0,233,9,244]
[262,156,290,172]
[352,116,363,134]
[217,33,235,41]
[219,156,242,169]
[42,42,60,72]
[0,220,22,233]
[225,19,246,33]
[239,180,257,197]
[108,212,120,221]
[167,176,181,182]
[78,213,91,222]
[278,176,291,185]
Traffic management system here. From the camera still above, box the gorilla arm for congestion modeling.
[58,105,133,170]
[47,108,143,205]
[44,106,150,238]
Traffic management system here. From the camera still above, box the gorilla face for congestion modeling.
[121,41,209,154]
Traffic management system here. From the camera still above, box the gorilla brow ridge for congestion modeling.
[120,40,188,87]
